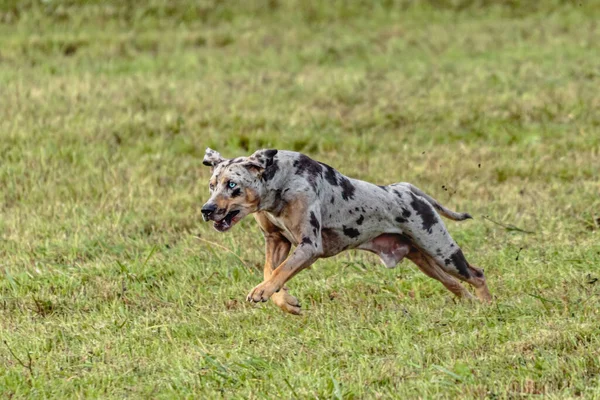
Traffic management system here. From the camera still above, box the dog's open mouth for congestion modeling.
[213,210,240,232]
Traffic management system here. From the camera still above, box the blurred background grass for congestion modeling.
[1,1,599,398]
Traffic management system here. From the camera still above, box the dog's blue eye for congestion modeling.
[228,182,236,189]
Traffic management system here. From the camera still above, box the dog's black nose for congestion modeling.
[201,203,217,220]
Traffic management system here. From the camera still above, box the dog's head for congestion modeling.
[201,147,278,232]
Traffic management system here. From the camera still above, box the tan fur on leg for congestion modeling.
[407,250,474,299]
[254,212,301,313]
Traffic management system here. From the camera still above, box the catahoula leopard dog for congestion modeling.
[201,148,491,314]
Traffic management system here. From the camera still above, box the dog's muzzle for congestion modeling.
[201,203,217,221]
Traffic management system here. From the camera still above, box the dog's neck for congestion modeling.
[256,166,293,216]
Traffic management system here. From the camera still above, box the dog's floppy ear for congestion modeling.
[203,148,225,168]
[244,149,278,171]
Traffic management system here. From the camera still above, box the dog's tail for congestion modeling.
[408,184,472,221]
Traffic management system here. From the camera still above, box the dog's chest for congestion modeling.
[264,213,298,245]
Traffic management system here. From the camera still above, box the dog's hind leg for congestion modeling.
[391,190,492,302]
[426,247,492,302]
[413,244,492,302]
[407,249,474,299]
[461,262,492,302]
[358,234,474,299]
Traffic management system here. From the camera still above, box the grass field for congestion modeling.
[1,0,600,398]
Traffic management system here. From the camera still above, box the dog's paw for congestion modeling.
[246,280,280,303]
[273,290,301,315]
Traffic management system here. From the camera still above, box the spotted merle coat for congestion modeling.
[202,148,491,314]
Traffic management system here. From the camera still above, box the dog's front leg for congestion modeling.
[247,243,318,303]
[247,203,322,304]
[254,212,302,313]
[264,232,304,314]
[248,203,321,304]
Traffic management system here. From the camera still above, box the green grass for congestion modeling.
[1,0,600,398]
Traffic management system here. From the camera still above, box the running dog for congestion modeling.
[201,148,491,314]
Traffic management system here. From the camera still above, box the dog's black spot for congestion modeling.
[319,162,339,186]
[401,208,412,218]
[436,248,442,256]
[330,196,335,204]
[342,225,360,238]
[349,210,353,215]
[294,155,322,190]
[450,243,455,248]
[301,237,312,246]
[356,215,364,225]
[393,190,403,200]
[361,207,365,212]
[377,185,388,191]
[262,149,278,165]
[395,216,408,224]
[409,192,438,233]
[450,249,471,278]
[339,177,355,200]
[262,159,279,181]
[354,207,359,211]
[294,155,322,177]
[309,211,320,235]
[230,188,242,198]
